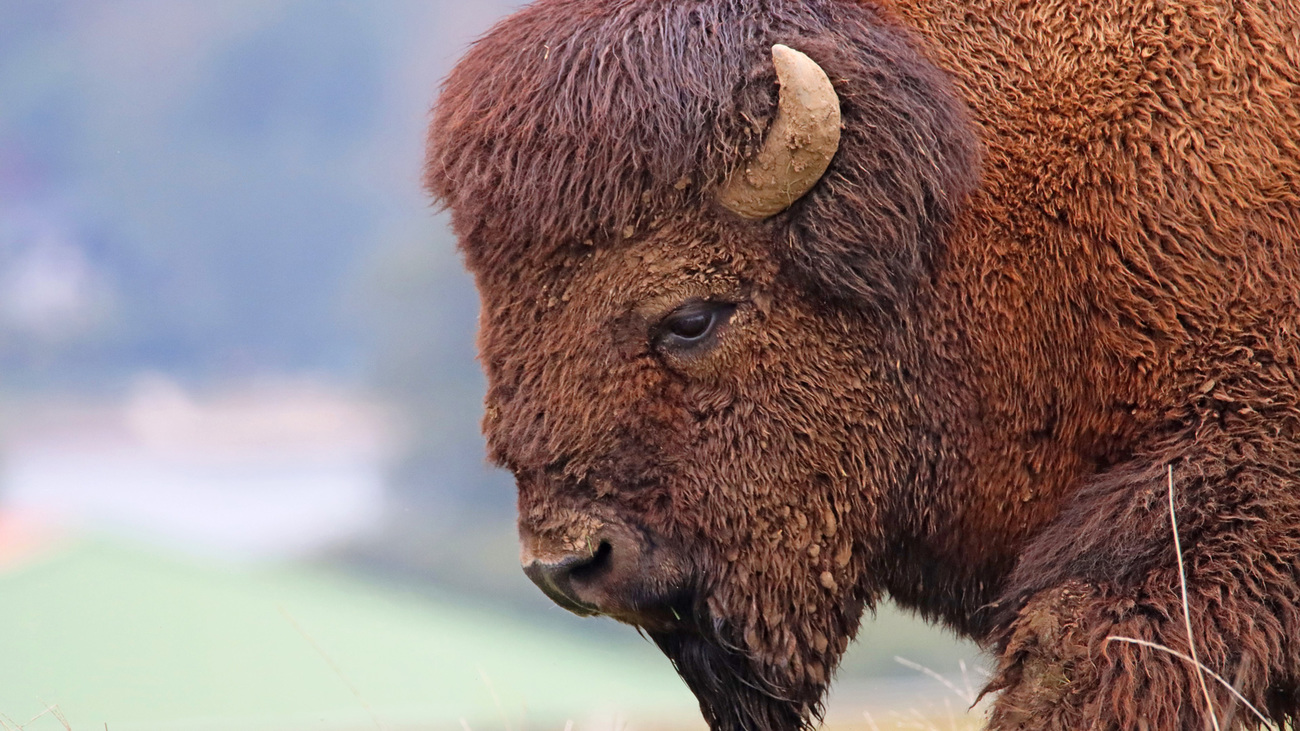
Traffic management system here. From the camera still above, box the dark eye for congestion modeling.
[655,301,734,351]
[667,310,713,340]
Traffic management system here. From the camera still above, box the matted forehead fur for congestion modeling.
[426,0,977,309]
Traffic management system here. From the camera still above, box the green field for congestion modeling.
[0,538,985,731]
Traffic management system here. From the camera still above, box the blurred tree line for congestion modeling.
[0,0,523,564]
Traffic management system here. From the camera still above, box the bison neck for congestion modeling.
[874,208,1150,639]
[869,0,1254,638]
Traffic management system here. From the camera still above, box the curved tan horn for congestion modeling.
[718,44,842,220]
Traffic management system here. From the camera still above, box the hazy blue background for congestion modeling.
[0,3,984,729]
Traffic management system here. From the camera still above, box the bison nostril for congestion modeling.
[522,545,610,616]
[570,540,612,581]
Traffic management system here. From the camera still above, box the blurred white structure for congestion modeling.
[0,375,393,561]
[0,212,112,342]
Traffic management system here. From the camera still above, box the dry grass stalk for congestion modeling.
[279,604,385,731]
[1105,465,1274,730]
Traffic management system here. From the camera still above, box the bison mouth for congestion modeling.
[518,517,823,729]
[649,624,815,731]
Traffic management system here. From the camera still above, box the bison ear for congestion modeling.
[762,33,980,313]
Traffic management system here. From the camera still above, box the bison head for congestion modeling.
[426,1,979,728]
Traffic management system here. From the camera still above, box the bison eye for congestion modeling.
[655,301,735,351]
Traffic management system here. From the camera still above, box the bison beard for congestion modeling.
[650,629,808,731]
[649,582,871,731]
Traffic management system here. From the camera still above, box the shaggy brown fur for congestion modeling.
[425,0,1300,729]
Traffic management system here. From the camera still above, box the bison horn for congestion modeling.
[717,44,842,220]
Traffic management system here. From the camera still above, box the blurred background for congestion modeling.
[0,2,985,729]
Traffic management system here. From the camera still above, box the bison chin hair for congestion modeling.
[648,625,821,731]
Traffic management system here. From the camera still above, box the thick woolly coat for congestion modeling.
[426,0,1300,729]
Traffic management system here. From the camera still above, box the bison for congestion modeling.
[424,0,1300,728]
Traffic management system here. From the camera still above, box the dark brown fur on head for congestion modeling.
[427,0,977,312]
